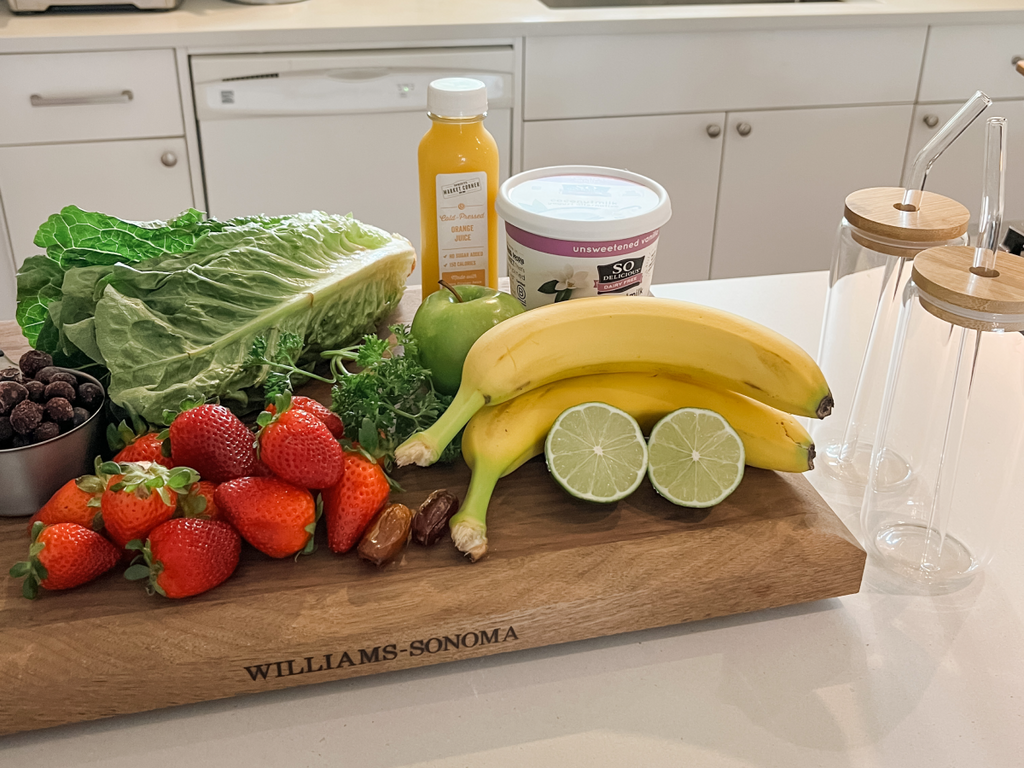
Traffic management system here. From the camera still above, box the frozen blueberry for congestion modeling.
[0,367,25,385]
[45,396,75,423]
[47,371,78,388]
[11,434,32,449]
[72,407,91,428]
[43,380,77,403]
[10,400,43,435]
[0,415,12,443]
[25,379,45,403]
[18,350,53,379]
[77,382,104,411]
[0,381,28,414]
[33,366,63,385]
[31,422,61,444]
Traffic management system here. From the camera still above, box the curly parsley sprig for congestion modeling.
[328,325,460,467]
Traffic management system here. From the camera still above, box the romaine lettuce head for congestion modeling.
[17,209,415,423]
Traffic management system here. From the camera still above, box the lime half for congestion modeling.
[544,402,648,503]
[647,408,745,508]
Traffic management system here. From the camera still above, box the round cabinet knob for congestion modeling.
[706,124,722,138]
[160,151,178,168]
[923,114,940,129]
[736,122,752,137]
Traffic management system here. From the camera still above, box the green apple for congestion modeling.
[411,282,525,396]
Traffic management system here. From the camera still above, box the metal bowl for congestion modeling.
[0,369,106,518]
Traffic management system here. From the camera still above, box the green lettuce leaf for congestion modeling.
[14,255,65,347]
[90,212,413,422]
[17,206,228,349]
[34,205,229,268]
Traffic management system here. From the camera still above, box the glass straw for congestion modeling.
[900,91,991,212]
[972,117,1006,276]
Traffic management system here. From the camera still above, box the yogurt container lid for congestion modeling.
[496,165,671,242]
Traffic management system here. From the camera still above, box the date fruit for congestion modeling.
[358,503,414,567]
[411,489,460,546]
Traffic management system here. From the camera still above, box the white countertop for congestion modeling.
[3,270,1022,767]
[2,0,1024,52]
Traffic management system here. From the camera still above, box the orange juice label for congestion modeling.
[436,171,489,285]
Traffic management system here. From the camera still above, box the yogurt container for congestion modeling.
[496,165,671,309]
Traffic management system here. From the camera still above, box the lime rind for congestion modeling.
[544,402,649,503]
[647,408,745,508]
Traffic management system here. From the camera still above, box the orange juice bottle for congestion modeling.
[418,78,499,301]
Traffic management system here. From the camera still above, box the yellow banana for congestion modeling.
[397,295,831,467]
[448,371,816,561]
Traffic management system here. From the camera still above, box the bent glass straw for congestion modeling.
[900,91,992,212]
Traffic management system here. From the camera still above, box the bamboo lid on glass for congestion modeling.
[844,188,970,258]
[912,246,1024,331]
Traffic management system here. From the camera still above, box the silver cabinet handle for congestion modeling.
[29,90,133,108]
[923,114,940,129]
[706,124,722,138]
[736,122,752,137]
[160,152,178,168]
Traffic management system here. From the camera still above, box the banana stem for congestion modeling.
[449,458,504,561]
[395,389,486,466]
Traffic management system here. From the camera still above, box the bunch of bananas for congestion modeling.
[394,295,832,560]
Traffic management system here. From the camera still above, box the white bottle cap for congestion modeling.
[427,77,488,119]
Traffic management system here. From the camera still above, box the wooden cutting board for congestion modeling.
[0,300,865,736]
[0,459,864,736]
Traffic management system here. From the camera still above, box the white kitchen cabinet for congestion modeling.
[0,47,192,321]
[0,213,15,322]
[521,27,926,281]
[524,27,926,120]
[0,138,195,269]
[521,113,724,283]
[902,100,1024,229]
[918,25,1024,103]
[710,104,914,279]
[0,50,183,146]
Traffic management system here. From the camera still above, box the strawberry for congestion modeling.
[257,394,345,489]
[215,476,318,559]
[108,419,174,468]
[125,518,241,598]
[177,480,224,522]
[27,470,108,534]
[323,451,391,554]
[165,400,256,482]
[114,433,174,468]
[10,522,120,599]
[99,461,200,548]
[266,395,344,439]
[250,459,275,477]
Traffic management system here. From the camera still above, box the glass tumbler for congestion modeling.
[860,245,1024,591]
[814,188,969,510]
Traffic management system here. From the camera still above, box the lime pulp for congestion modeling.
[544,402,648,503]
[646,408,745,508]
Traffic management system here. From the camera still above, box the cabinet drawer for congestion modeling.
[0,50,183,145]
[0,138,194,266]
[524,27,926,120]
[919,26,1024,103]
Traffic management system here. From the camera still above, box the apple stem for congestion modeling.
[438,279,464,303]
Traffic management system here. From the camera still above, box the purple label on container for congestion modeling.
[505,223,660,258]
